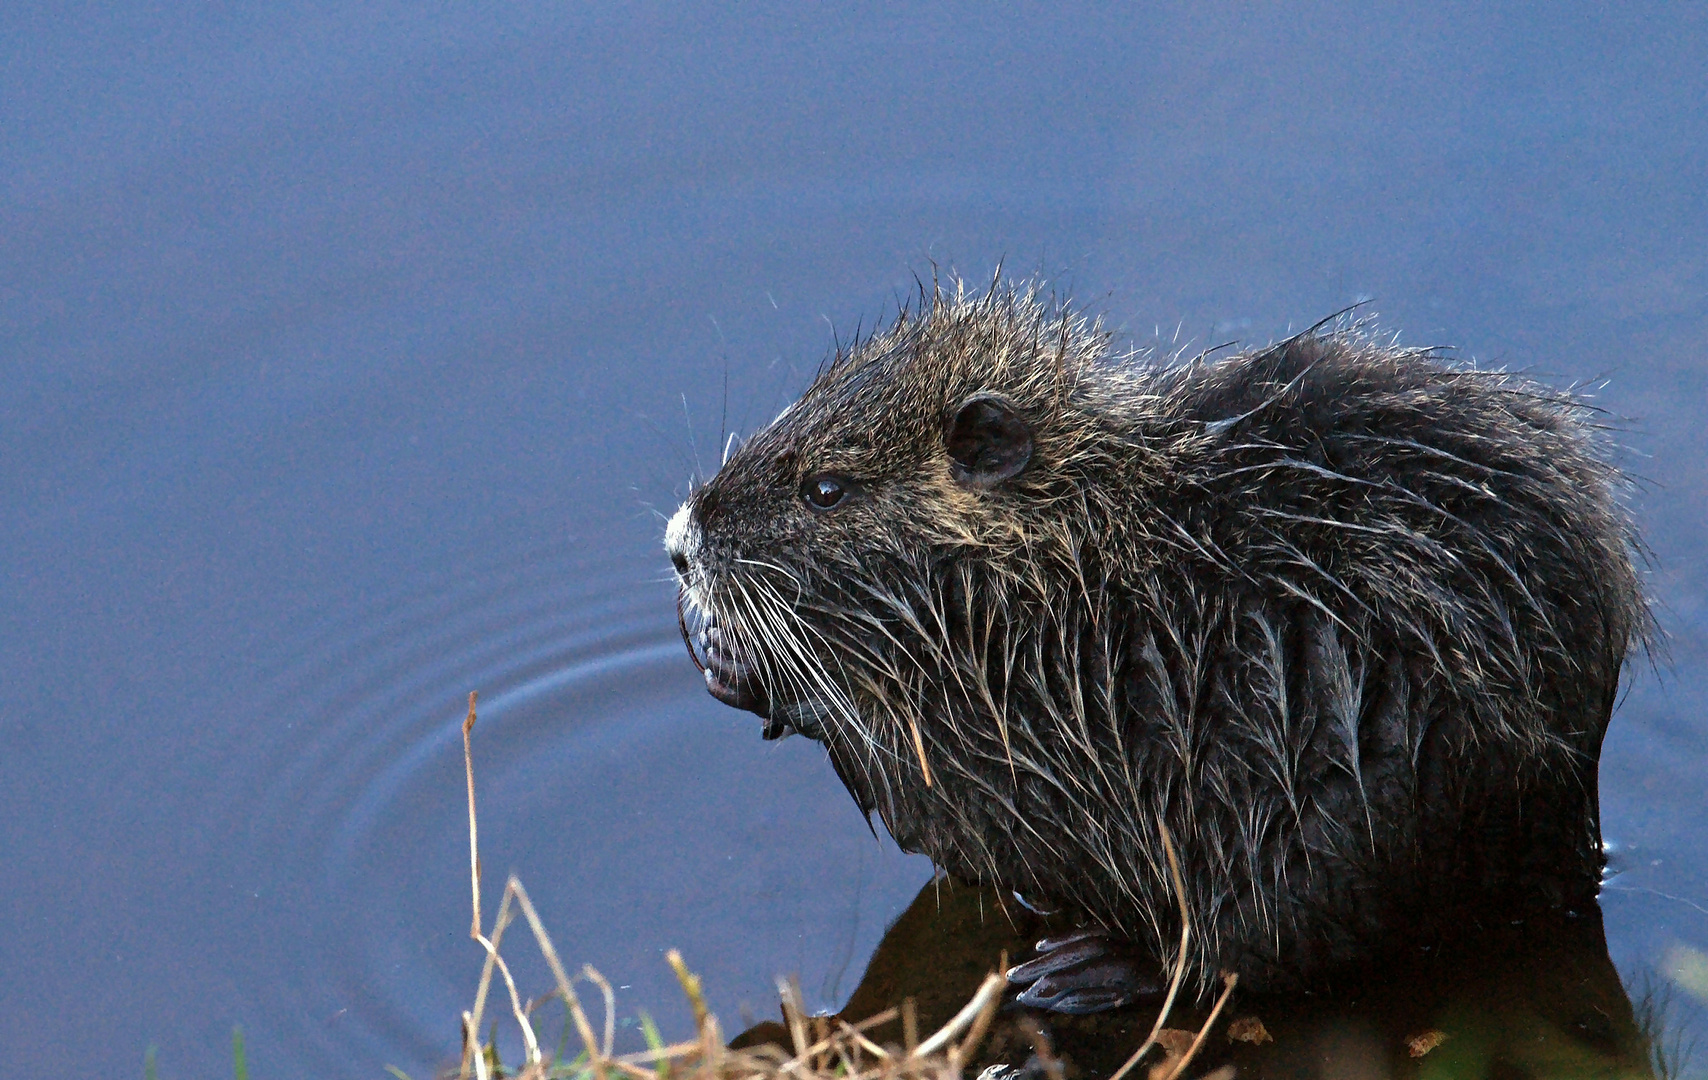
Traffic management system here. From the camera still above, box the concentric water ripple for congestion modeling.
[185,541,930,1078]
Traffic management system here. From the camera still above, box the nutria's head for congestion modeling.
[665,285,1123,750]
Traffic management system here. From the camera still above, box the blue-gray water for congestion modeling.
[3,4,1705,1077]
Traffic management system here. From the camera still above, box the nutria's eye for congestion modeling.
[801,475,850,510]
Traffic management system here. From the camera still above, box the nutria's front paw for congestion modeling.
[1005,930,1163,1014]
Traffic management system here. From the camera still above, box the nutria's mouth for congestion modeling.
[699,622,770,714]
[677,590,791,734]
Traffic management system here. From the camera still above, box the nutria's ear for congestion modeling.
[947,395,1032,488]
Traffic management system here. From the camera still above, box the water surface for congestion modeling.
[3,4,1705,1077]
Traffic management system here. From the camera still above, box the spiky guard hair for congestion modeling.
[670,279,1648,991]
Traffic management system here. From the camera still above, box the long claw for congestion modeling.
[1006,931,1163,1015]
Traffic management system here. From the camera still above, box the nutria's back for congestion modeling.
[666,283,1648,993]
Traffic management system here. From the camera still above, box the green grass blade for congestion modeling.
[638,1011,669,1080]
[232,1026,248,1080]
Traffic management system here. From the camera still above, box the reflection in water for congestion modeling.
[739,878,1686,1080]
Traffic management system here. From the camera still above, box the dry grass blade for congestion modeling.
[460,697,543,1079]
[1156,973,1237,1080]
[848,1006,900,1035]
[836,1017,893,1061]
[464,692,482,937]
[584,965,618,1060]
[778,977,812,1062]
[911,972,1006,1058]
[510,877,604,1080]
[666,950,709,1034]
[1109,821,1199,1080]
[477,893,543,1070]
[905,713,934,787]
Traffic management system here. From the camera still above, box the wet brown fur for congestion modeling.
[669,281,1650,993]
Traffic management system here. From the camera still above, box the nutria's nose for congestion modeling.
[664,502,699,579]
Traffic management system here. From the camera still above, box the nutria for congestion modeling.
[664,281,1648,1007]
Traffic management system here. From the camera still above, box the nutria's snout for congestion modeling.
[669,502,755,710]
